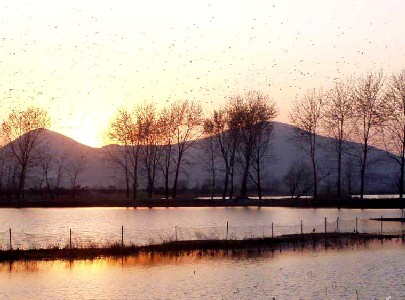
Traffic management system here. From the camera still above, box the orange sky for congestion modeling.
[1,0,404,147]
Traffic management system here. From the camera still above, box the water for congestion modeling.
[1,207,405,249]
[0,241,404,299]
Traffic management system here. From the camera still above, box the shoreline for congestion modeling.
[0,232,402,262]
[0,197,405,209]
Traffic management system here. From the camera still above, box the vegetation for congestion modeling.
[0,70,405,202]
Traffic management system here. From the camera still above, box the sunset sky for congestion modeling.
[0,0,404,147]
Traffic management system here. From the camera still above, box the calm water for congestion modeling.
[1,207,405,249]
[0,241,404,299]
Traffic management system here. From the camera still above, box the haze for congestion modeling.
[1,0,404,147]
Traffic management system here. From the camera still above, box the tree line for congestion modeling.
[0,70,404,201]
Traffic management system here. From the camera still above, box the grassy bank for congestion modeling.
[0,232,401,262]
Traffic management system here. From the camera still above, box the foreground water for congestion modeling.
[1,207,405,249]
[0,240,404,299]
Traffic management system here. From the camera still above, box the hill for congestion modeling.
[0,123,399,195]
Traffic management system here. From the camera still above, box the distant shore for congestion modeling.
[0,196,404,209]
[0,232,401,262]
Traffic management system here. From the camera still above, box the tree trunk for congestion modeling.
[240,162,249,199]
[360,145,368,200]
[337,140,342,198]
[256,157,262,200]
[222,166,229,200]
[172,161,181,200]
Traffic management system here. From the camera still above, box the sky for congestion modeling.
[0,0,404,147]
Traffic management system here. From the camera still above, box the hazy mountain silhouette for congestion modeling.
[1,123,399,194]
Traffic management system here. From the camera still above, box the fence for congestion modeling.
[1,216,404,251]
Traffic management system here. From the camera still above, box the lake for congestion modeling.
[1,207,405,249]
[0,240,404,299]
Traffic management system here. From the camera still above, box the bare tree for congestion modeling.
[382,69,405,199]
[158,106,177,200]
[107,108,142,200]
[229,92,278,199]
[202,119,220,199]
[352,72,386,199]
[290,89,324,198]
[171,100,203,199]
[138,103,163,199]
[203,108,238,200]
[66,152,87,199]
[323,79,354,197]
[1,107,50,199]
[283,160,311,199]
[54,155,66,199]
[38,150,54,199]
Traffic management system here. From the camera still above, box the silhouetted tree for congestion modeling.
[1,107,50,199]
[352,72,386,199]
[66,151,87,199]
[107,108,141,200]
[382,69,405,199]
[171,100,203,199]
[159,106,177,200]
[228,92,278,199]
[202,119,220,199]
[203,108,238,200]
[283,160,311,199]
[290,89,324,198]
[138,103,163,199]
[38,150,54,199]
[324,79,354,197]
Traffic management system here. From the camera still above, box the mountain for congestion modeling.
[0,123,399,195]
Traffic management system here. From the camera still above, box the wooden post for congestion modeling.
[336,217,339,233]
[9,228,12,250]
[226,221,229,240]
[355,217,358,233]
[380,215,383,235]
[324,217,327,234]
[300,220,303,234]
[271,222,274,238]
[69,229,72,249]
[121,226,124,248]
[175,226,178,241]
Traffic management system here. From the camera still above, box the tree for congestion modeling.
[352,72,386,199]
[323,79,354,197]
[66,151,87,199]
[54,155,66,199]
[107,108,142,200]
[290,89,324,198]
[227,92,278,199]
[158,106,177,200]
[138,103,163,199]
[1,107,50,199]
[283,160,311,199]
[203,108,238,200]
[38,150,54,199]
[171,100,203,199]
[382,69,405,199]
[202,119,220,199]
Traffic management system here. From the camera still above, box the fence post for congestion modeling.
[69,229,72,249]
[226,221,229,240]
[121,226,124,248]
[271,222,274,238]
[300,220,303,234]
[355,217,358,233]
[175,226,178,241]
[380,215,383,235]
[9,228,12,250]
[324,217,327,234]
[337,217,339,233]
